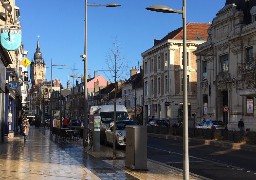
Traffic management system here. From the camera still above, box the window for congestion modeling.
[157,77,161,94]
[181,75,189,92]
[219,54,229,72]
[202,61,207,80]
[145,81,148,96]
[164,53,168,67]
[151,58,154,72]
[246,47,253,63]
[182,52,190,66]
[165,75,168,93]
[251,7,256,23]
[144,61,148,74]
[157,55,161,70]
[151,79,154,95]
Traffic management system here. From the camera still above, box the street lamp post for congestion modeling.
[146,1,189,179]
[50,59,66,130]
[81,0,121,149]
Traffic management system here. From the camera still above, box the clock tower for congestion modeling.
[30,37,46,86]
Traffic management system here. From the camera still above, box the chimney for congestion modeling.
[94,71,98,78]
[67,80,70,89]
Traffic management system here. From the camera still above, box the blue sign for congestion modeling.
[1,28,21,51]
[8,81,19,89]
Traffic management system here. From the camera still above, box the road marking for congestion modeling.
[148,145,256,175]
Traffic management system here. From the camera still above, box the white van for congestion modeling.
[89,104,129,144]
[90,105,129,125]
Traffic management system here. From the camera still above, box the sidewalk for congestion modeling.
[0,127,205,180]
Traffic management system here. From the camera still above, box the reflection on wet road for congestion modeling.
[0,127,137,180]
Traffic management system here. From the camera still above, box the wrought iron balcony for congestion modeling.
[238,60,256,75]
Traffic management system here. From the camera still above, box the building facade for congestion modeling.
[0,0,24,141]
[195,1,256,131]
[142,23,210,124]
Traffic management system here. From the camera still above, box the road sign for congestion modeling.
[21,58,31,68]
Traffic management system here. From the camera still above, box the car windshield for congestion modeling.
[116,121,137,130]
[100,112,129,123]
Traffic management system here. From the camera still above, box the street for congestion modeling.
[147,136,256,180]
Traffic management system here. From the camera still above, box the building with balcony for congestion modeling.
[195,1,256,130]
[142,23,210,124]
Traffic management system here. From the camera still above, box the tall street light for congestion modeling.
[50,59,66,130]
[146,1,189,179]
[81,0,121,149]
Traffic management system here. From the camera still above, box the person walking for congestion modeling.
[63,117,69,128]
[238,119,245,132]
[22,117,30,140]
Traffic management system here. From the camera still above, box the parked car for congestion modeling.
[196,120,226,129]
[105,120,137,146]
[147,119,170,127]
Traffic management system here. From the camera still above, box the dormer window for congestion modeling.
[250,6,256,23]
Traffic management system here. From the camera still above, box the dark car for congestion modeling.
[147,119,170,127]
[196,120,226,129]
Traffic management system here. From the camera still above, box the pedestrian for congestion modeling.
[22,117,30,140]
[18,116,23,135]
[53,118,57,128]
[238,119,244,132]
[63,117,69,128]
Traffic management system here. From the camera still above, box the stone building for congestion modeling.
[142,23,210,123]
[30,38,46,86]
[195,0,256,130]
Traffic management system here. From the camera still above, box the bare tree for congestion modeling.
[104,41,128,159]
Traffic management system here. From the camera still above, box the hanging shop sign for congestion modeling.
[1,28,22,51]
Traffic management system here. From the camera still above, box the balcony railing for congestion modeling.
[238,60,256,75]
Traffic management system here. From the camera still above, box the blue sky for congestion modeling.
[16,0,226,87]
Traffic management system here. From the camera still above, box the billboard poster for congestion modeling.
[247,98,253,115]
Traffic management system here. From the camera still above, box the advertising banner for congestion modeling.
[247,98,253,115]
[94,115,101,131]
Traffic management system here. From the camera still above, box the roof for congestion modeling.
[125,72,143,88]
[225,0,256,24]
[87,75,108,89]
[154,23,210,46]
